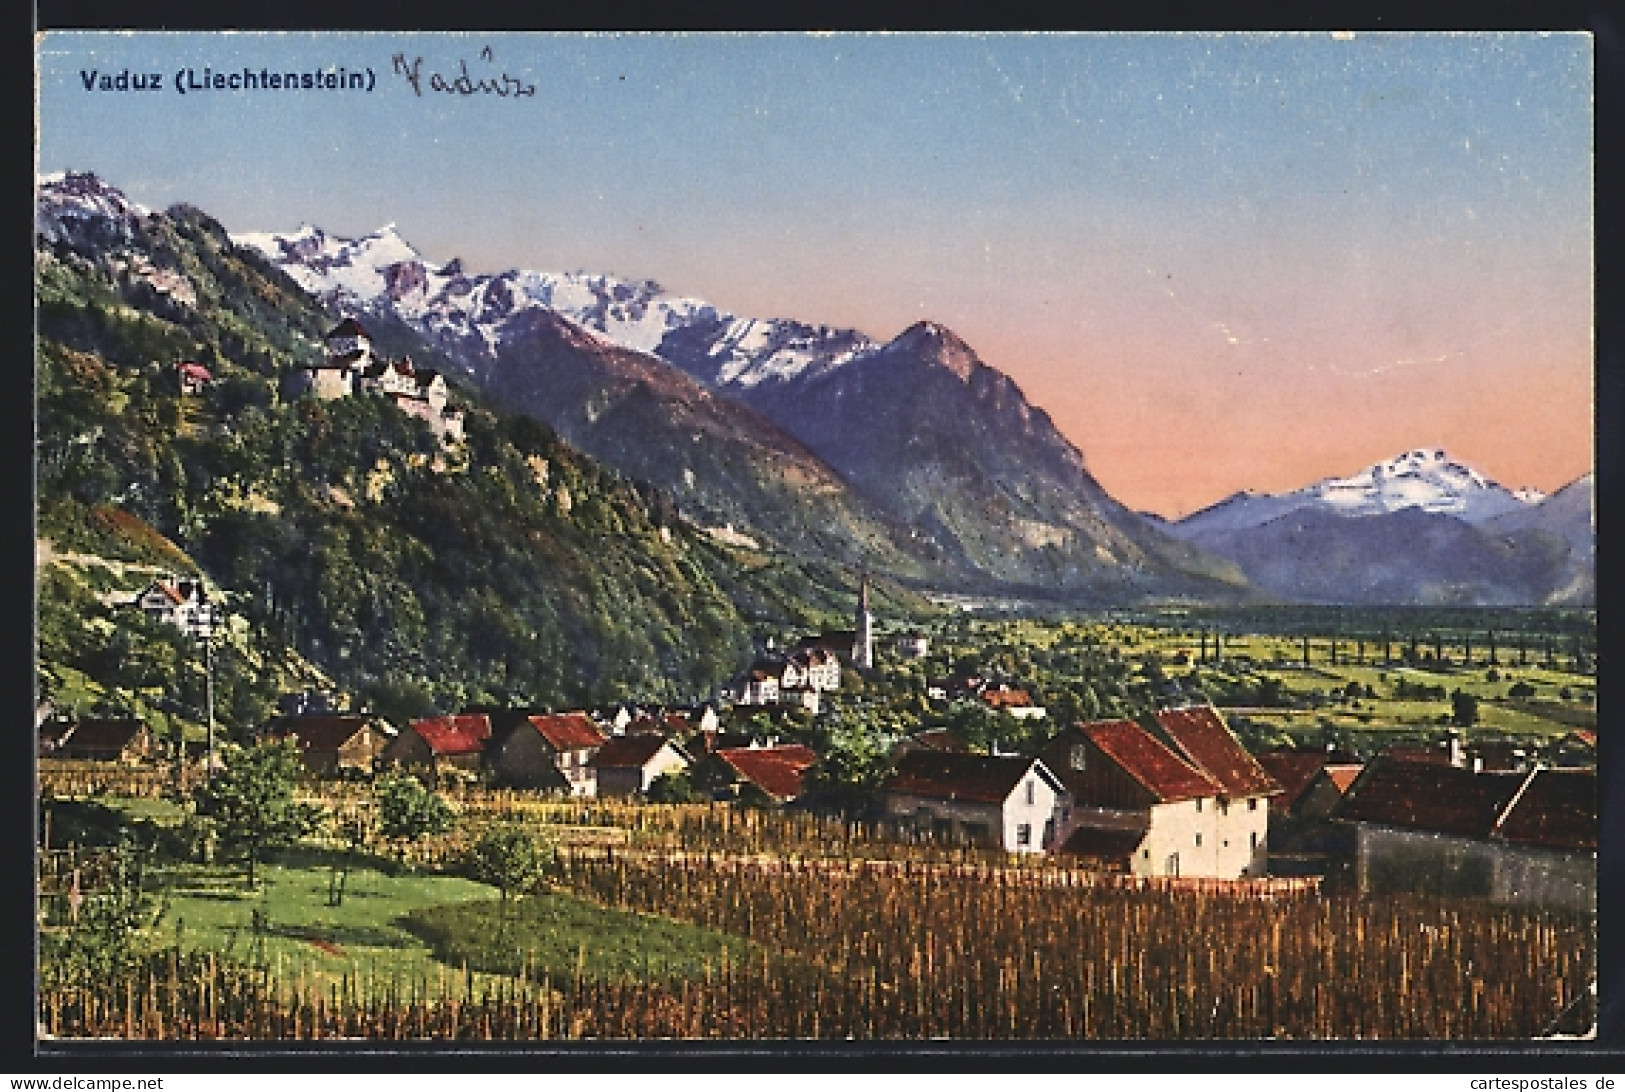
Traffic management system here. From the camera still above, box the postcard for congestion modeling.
[31,30,1600,1055]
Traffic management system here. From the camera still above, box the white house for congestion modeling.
[589,734,691,798]
[132,577,215,639]
[1041,708,1280,878]
[879,751,1069,854]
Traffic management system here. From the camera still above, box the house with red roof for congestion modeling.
[589,734,691,798]
[380,714,492,784]
[1335,758,1595,911]
[262,713,395,776]
[174,360,213,395]
[491,713,608,795]
[690,743,818,804]
[132,575,214,638]
[1038,706,1280,878]
[879,750,1067,854]
[1256,750,1364,820]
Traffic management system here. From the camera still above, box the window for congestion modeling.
[1195,798,1203,813]
[1250,831,1259,851]
[1025,780,1036,806]
[1219,799,1230,816]
[1195,832,1203,847]
[1143,849,1151,860]
[1016,823,1032,848]
[1248,798,1259,812]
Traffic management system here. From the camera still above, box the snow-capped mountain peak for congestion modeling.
[36,170,151,248]
[232,220,880,389]
[1169,447,1544,539]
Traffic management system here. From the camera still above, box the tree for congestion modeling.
[191,738,323,889]
[465,826,549,908]
[374,772,456,869]
[1449,689,1480,728]
[645,770,703,804]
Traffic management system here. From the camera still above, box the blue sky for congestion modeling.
[36,31,1593,515]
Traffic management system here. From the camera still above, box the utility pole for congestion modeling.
[195,595,218,782]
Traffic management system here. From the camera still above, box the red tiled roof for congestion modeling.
[880,750,1051,806]
[590,734,678,770]
[1380,744,1453,765]
[1493,768,1596,851]
[1323,765,1363,794]
[1336,758,1526,838]
[1080,719,1223,803]
[715,745,817,801]
[527,713,606,752]
[1568,730,1597,749]
[1154,707,1281,798]
[981,687,1035,709]
[176,361,213,381]
[264,715,375,754]
[410,714,492,757]
[1255,751,1329,809]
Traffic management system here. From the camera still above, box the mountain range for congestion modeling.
[38,172,1594,608]
[1153,450,1592,606]
[232,209,1246,601]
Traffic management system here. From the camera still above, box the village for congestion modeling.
[39,514,1598,912]
[34,319,1599,1040]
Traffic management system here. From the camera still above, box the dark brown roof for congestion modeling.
[715,745,818,801]
[880,750,1054,806]
[1153,707,1281,798]
[1336,758,1527,838]
[1493,768,1596,851]
[326,317,368,339]
[1059,824,1150,862]
[909,728,971,753]
[1255,751,1330,809]
[527,713,607,752]
[55,718,147,751]
[590,734,678,770]
[1080,719,1222,803]
[264,715,376,753]
[1379,743,1454,765]
[410,714,492,757]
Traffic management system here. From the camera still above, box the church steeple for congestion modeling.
[852,572,873,670]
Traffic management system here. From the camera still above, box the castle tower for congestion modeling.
[852,573,873,670]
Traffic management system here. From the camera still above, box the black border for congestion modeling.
[23,0,1624,1073]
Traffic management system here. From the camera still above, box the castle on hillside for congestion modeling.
[299,317,465,444]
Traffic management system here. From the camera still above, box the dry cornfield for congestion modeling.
[40,846,1593,1041]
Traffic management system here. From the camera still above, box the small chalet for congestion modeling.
[879,751,1068,854]
[1335,758,1595,911]
[980,684,1047,720]
[590,734,691,798]
[491,713,607,795]
[380,714,492,783]
[174,361,213,396]
[690,743,818,804]
[132,576,214,639]
[262,714,395,776]
[43,718,152,763]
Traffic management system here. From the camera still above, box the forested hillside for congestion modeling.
[34,195,848,734]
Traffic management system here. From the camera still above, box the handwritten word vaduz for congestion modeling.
[391,47,536,98]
